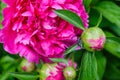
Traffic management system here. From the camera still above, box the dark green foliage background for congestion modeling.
[0,0,120,80]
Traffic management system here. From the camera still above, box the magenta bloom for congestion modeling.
[0,0,88,63]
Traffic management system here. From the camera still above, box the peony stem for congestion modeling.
[72,53,74,62]
[40,59,44,65]
[96,13,102,27]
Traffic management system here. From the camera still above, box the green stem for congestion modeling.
[72,53,74,62]
[71,52,75,68]
[40,59,44,65]
[87,7,91,14]
[96,13,102,27]
[93,51,95,55]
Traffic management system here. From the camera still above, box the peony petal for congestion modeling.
[0,30,3,43]
[55,0,66,4]
[43,22,53,29]
[65,4,79,11]
[58,25,74,38]
[52,4,63,9]
[18,44,40,63]
[21,11,32,16]
[3,28,18,54]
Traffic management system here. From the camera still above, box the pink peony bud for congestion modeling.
[20,59,35,72]
[63,66,76,80]
[39,63,64,80]
[58,59,77,69]
[81,27,106,51]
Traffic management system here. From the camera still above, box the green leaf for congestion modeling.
[1,2,6,9]
[0,56,15,63]
[78,51,97,80]
[0,5,2,29]
[110,25,120,36]
[95,51,107,80]
[64,44,78,55]
[9,72,38,80]
[0,66,16,80]
[50,58,68,65]
[83,0,92,12]
[104,31,116,37]
[0,2,6,29]
[0,62,16,80]
[89,9,101,27]
[0,56,15,71]
[104,37,120,58]
[54,10,85,30]
[107,37,120,43]
[95,1,120,28]
[0,72,13,80]
[104,56,120,80]
[74,50,84,63]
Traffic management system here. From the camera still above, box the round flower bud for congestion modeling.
[58,59,77,69]
[81,27,106,51]
[63,66,76,79]
[39,63,64,80]
[20,59,35,72]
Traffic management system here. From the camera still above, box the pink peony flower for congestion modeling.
[0,0,88,63]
